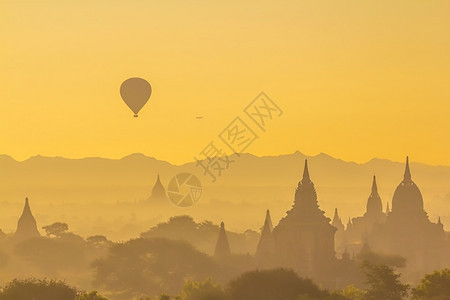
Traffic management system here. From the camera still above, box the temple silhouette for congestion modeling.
[14,197,41,240]
[369,157,448,278]
[143,174,168,205]
[214,222,231,259]
[255,209,275,267]
[215,157,450,286]
[331,208,346,257]
[271,160,336,284]
[345,175,386,251]
[10,157,449,288]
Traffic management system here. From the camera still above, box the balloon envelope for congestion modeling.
[120,77,152,117]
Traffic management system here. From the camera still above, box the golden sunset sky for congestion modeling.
[1,1,449,165]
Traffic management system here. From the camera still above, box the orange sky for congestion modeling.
[1,1,449,165]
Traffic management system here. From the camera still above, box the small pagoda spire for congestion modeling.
[264,209,273,232]
[155,173,163,188]
[366,175,383,215]
[404,156,412,182]
[256,210,275,261]
[332,208,340,223]
[214,222,231,258]
[371,175,378,194]
[146,173,167,203]
[15,197,41,240]
[332,208,344,231]
[302,159,310,182]
[346,217,353,230]
[24,197,31,213]
[437,217,444,230]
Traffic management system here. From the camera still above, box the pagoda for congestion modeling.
[15,197,41,240]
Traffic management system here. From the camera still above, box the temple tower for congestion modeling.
[369,157,447,281]
[332,208,347,256]
[145,174,168,204]
[390,157,427,221]
[366,176,383,217]
[214,222,231,258]
[273,160,336,283]
[15,197,41,240]
[256,210,275,266]
[332,208,345,231]
[346,175,386,245]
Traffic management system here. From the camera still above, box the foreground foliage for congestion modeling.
[362,261,409,300]
[0,278,107,300]
[2,266,450,300]
[412,268,450,300]
[92,238,219,299]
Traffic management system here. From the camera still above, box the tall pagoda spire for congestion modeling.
[214,222,231,258]
[332,208,340,224]
[264,209,273,232]
[392,156,426,216]
[346,217,353,230]
[272,159,337,280]
[436,216,444,231]
[152,174,165,197]
[15,197,41,240]
[303,159,310,182]
[366,175,383,215]
[371,175,378,194]
[256,210,275,262]
[145,173,167,204]
[404,156,412,182]
[332,208,345,231]
[288,159,324,219]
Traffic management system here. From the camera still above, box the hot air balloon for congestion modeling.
[120,77,152,117]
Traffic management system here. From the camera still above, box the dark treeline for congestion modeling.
[0,196,449,300]
[0,213,449,299]
[0,215,449,299]
[1,267,449,300]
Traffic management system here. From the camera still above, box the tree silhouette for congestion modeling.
[362,261,409,300]
[226,268,329,300]
[77,291,109,300]
[358,248,406,268]
[92,238,219,299]
[180,279,226,300]
[336,285,365,300]
[42,222,69,238]
[87,235,113,248]
[14,235,88,274]
[0,278,77,300]
[412,268,450,299]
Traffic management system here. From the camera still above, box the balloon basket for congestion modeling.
[134,114,138,118]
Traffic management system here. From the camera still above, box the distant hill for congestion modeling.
[1,152,449,240]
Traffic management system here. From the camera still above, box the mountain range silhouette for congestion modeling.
[0,152,449,238]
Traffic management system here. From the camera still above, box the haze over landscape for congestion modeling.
[1,152,449,241]
[2,1,450,299]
